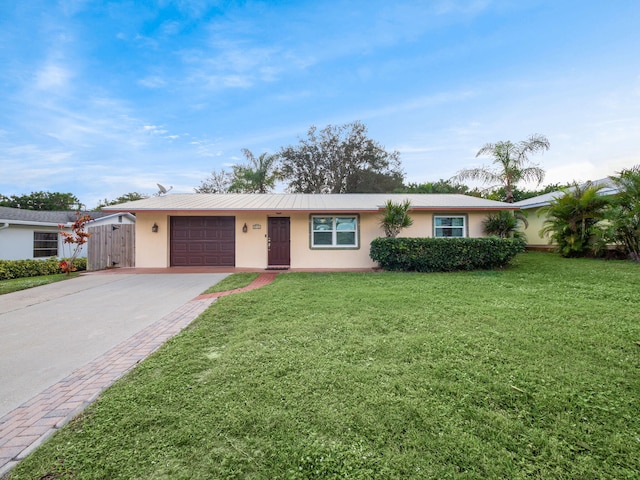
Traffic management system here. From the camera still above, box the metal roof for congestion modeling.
[513,178,619,209]
[102,193,518,212]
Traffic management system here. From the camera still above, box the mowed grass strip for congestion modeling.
[0,272,79,295]
[8,253,640,479]
[201,272,260,294]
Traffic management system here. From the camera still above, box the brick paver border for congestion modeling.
[0,273,278,477]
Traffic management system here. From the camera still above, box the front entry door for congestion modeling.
[268,217,290,268]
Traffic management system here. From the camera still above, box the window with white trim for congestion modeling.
[33,232,58,257]
[434,215,466,238]
[311,215,358,248]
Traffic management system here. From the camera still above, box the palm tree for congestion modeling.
[229,149,281,193]
[538,182,608,257]
[454,134,550,203]
[379,199,413,237]
[482,210,525,239]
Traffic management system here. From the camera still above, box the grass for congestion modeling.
[7,253,640,479]
[201,272,260,294]
[0,273,79,295]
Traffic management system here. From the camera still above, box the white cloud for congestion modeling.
[34,62,73,92]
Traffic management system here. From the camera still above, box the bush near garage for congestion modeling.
[0,257,87,280]
[370,237,526,272]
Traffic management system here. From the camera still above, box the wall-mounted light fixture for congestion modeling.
[242,223,248,233]
[151,223,159,233]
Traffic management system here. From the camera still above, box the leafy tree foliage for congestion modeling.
[95,192,149,210]
[400,179,470,194]
[59,214,92,274]
[454,133,550,203]
[539,182,608,257]
[279,121,404,193]
[229,149,281,193]
[195,168,233,193]
[483,183,569,203]
[604,165,640,261]
[0,191,81,210]
[379,199,413,237]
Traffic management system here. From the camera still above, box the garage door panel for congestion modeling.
[170,216,235,266]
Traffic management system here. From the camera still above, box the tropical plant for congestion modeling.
[454,134,550,203]
[482,210,525,239]
[604,165,640,261]
[229,149,281,193]
[538,182,608,257]
[379,199,413,237]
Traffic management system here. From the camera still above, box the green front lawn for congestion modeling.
[0,273,79,295]
[8,253,640,479]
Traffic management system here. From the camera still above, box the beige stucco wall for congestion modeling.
[517,207,552,247]
[134,210,501,269]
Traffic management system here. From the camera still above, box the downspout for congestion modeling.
[0,222,9,231]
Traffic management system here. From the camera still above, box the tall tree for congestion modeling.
[454,134,550,203]
[195,168,233,193]
[0,191,81,210]
[279,121,404,193]
[229,149,281,193]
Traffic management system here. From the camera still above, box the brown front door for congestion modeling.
[268,217,290,267]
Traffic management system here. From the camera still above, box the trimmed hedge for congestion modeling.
[0,257,87,280]
[369,237,527,272]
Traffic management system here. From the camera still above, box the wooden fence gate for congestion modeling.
[87,224,135,271]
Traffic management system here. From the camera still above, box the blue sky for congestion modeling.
[1,0,639,209]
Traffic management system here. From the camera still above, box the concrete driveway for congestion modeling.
[0,272,228,419]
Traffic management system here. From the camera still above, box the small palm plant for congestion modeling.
[379,199,413,237]
[604,165,640,261]
[482,210,525,239]
[539,182,608,257]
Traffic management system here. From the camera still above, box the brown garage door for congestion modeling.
[170,216,235,266]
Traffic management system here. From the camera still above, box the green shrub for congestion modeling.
[369,237,526,272]
[0,257,87,280]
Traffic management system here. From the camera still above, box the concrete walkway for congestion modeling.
[0,272,277,476]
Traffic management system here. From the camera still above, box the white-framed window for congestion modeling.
[33,231,58,257]
[311,215,359,248]
[434,215,466,238]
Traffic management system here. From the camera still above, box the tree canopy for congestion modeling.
[0,191,82,210]
[454,134,550,203]
[195,169,233,193]
[400,179,470,194]
[95,192,149,210]
[279,121,404,193]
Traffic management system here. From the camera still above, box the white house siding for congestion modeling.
[0,225,65,261]
[0,214,135,261]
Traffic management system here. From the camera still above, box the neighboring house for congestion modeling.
[0,207,136,261]
[513,178,618,249]
[103,193,518,270]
